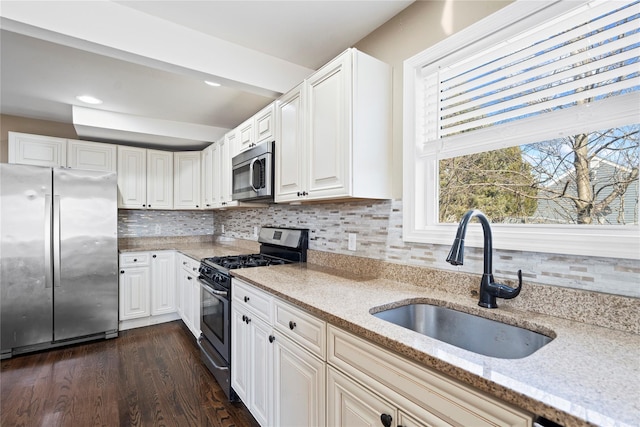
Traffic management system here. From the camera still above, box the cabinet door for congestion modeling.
[190,272,201,336]
[117,146,147,208]
[231,307,251,403]
[327,366,396,427]
[275,84,306,202]
[150,252,176,316]
[67,139,116,172]
[147,149,173,209]
[273,335,325,427]
[119,266,150,320]
[305,51,351,199]
[8,132,67,167]
[201,145,214,208]
[236,119,255,155]
[255,103,275,143]
[174,152,201,209]
[179,269,195,333]
[210,141,223,207]
[249,317,273,426]
[220,134,235,205]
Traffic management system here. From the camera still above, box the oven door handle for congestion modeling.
[198,279,228,297]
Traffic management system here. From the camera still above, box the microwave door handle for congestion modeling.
[249,157,259,192]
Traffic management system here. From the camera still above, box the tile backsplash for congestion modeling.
[215,200,640,298]
[117,201,638,298]
[118,209,214,238]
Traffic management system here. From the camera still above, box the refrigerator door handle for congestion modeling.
[44,194,53,289]
[53,194,61,288]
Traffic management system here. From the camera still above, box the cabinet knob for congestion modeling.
[187,276,192,280]
[133,258,137,262]
[120,270,124,274]
[183,261,188,265]
[268,335,275,343]
[380,413,392,427]
[142,204,146,207]
[152,254,157,258]
[242,315,247,322]
[148,204,151,208]
[244,296,250,303]
[288,321,297,330]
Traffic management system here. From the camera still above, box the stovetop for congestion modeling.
[203,254,292,270]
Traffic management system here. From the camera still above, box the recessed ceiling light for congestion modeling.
[205,80,221,87]
[76,95,103,105]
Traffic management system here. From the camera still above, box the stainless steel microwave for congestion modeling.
[231,141,274,202]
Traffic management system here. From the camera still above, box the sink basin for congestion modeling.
[372,304,552,359]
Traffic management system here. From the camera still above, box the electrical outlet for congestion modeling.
[221,224,225,234]
[348,233,357,251]
[253,226,259,237]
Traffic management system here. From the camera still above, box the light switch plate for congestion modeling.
[348,233,357,251]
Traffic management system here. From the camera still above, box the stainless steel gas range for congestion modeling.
[197,227,309,401]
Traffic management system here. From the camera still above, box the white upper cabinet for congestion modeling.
[234,102,276,156]
[117,146,174,209]
[174,151,201,209]
[236,118,255,155]
[146,149,173,210]
[201,143,216,209]
[254,103,276,144]
[9,132,67,168]
[117,146,147,209]
[9,131,116,172]
[67,139,117,172]
[275,48,392,203]
[275,83,306,201]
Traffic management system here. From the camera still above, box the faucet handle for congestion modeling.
[488,270,523,299]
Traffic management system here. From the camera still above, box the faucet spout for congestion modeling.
[446,209,522,308]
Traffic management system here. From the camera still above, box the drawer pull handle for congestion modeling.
[289,321,297,330]
[244,296,250,303]
[380,413,392,427]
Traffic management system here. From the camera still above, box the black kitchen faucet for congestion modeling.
[446,209,522,308]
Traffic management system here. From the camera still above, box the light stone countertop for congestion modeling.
[231,263,640,427]
[118,238,639,426]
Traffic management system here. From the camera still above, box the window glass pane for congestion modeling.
[439,124,639,225]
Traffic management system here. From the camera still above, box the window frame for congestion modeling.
[402,0,640,260]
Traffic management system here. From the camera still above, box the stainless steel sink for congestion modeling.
[372,303,552,359]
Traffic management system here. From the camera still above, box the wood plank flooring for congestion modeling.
[0,321,260,427]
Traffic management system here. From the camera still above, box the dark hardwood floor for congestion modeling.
[0,321,260,427]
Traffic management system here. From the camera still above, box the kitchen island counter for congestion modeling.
[231,262,639,427]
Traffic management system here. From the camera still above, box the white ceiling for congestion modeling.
[0,1,413,149]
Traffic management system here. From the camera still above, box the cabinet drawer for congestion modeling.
[120,252,150,267]
[233,279,272,322]
[178,254,200,274]
[327,326,532,427]
[274,299,326,360]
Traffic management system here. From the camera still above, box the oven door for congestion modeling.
[199,278,230,363]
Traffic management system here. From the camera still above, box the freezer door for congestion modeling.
[0,164,53,352]
[53,168,118,341]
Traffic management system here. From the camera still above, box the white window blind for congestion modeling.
[424,0,639,141]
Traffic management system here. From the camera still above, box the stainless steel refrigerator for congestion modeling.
[0,163,118,358]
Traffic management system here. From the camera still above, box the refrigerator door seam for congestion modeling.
[53,194,61,288]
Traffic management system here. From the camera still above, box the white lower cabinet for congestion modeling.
[150,251,176,316]
[231,278,326,427]
[119,251,178,329]
[176,253,201,339]
[327,366,399,427]
[327,326,533,427]
[272,333,325,427]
